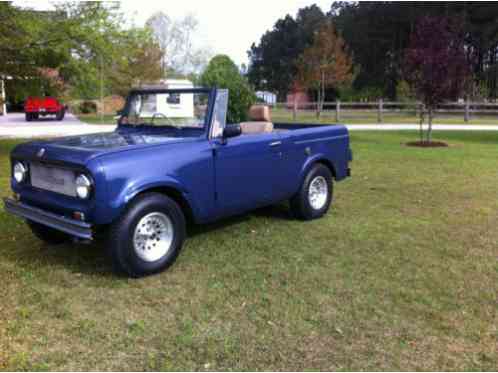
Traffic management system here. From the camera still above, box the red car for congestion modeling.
[25,97,65,121]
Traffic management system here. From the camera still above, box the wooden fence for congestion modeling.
[271,100,498,123]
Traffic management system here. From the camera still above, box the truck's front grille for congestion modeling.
[30,162,77,197]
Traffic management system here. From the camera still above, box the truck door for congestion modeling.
[213,132,285,217]
[207,90,287,217]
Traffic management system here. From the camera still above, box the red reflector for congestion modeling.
[73,211,85,221]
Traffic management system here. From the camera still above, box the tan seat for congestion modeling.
[240,105,273,134]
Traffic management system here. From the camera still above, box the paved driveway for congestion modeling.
[0,112,116,138]
[1,112,498,138]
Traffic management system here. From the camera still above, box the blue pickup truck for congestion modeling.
[4,88,352,277]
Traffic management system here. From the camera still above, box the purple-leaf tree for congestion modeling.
[404,16,472,143]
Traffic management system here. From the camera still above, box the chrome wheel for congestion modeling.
[133,212,173,262]
[308,176,328,210]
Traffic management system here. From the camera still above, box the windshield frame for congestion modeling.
[120,88,216,136]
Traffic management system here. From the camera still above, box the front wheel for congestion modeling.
[290,163,333,220]
[108,193,186,277]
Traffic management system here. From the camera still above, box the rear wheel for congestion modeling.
[27,220,71,244]
[25,113,32,122]
[108,193,186,277]
[290,163,333,220]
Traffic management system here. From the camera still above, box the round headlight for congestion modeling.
[75,174,92,199]
[13,162,27,183]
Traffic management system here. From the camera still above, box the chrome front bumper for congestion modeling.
[3,198,93,240]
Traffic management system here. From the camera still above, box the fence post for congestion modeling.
[464,97,470,122]
[335,100,341,122]
[377,99,383,123]
[292,97,297,121]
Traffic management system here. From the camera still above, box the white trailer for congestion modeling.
[139,79,194,118]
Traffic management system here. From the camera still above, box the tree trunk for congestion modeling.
[317,71,325,119]
[427,108,433,143]
[0,76,6,116]
[419,104,424,143]
[321,71,325,116]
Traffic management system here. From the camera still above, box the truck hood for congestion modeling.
[12,130,200,166]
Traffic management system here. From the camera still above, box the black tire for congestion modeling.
[290,163,333,220]
[56,109,65,121]
[25,113,32,122]
[33,113,39,120]
[108,193,186,277]
[27,220,71,245]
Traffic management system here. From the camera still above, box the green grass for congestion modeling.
[76,114,117,125]
[1,131,498,370]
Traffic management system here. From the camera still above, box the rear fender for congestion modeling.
[296,154,336,192]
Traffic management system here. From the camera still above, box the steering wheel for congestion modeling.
[151,112,176,127]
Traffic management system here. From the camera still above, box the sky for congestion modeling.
[16,0,333,66]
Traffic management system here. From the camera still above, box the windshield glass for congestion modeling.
[122,91,210,129]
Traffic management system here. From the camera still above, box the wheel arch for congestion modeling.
[301,155,337,181]
[112,178,198,226]
[131,185,196,225]
[293,156,336,197]
[314,158,336,178]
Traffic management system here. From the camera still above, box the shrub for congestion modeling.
[338,85,383,102]
[79,100,97,114]
[200,55,256,123]
[102,95,125,115]
[396,80,415,102]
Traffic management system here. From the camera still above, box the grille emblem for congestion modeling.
[37,148,45,157]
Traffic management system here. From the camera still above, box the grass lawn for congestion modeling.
[76,114,117,125]
[1,131,498,370]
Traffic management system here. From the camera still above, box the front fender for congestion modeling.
[105,176,197,224]
[120,177,187,205]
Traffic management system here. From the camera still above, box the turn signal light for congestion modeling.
[73,211,85,221]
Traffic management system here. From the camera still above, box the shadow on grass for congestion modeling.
[188,203,293,238]
[7,238,116,280]
[6,203,294,279]
[51,243,111,273]
[253,203,293,220]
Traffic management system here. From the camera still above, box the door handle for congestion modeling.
[269,141,282,147]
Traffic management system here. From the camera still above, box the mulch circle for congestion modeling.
[405,140,449,148]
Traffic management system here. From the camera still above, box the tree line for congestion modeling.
[1,2,159,103]
[0,2,210,107]
[0,2,255,123]
[247,2,498,101]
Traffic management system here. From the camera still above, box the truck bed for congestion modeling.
[273,122,352,181]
